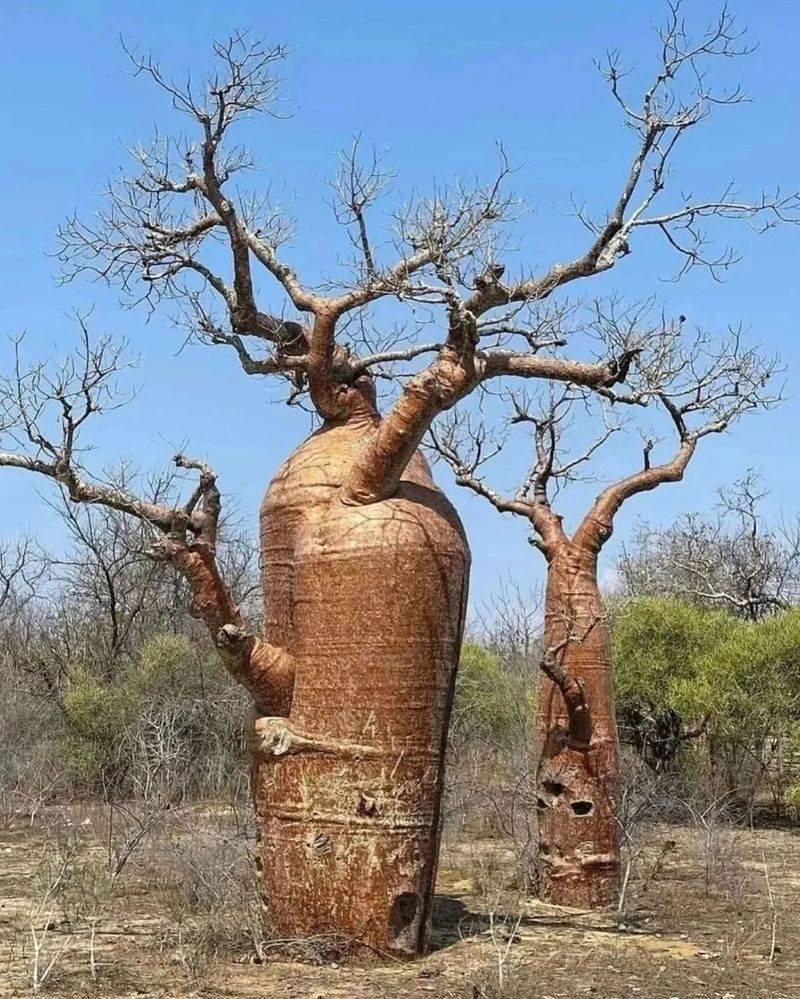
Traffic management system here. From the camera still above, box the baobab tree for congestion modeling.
[2,2,798,948]
[431,304,779,906]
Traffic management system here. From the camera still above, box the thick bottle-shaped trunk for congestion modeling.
[536,543,620,907]
[252,417,469,956]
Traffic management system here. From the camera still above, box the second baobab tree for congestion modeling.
[2,3,798,950]
[432,303,779,906]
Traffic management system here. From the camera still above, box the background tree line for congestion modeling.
[3,470,799,830]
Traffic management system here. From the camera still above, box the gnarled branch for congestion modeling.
[0,329,295,713]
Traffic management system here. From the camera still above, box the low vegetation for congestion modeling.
[2,493,800,995]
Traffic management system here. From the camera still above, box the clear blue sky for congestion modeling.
[1,1,798,609]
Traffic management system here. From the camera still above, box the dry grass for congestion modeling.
[0,802,799,998]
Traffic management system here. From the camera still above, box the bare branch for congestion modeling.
[327,137,395,282]
[0,537,43,615]
[618,471,800,618]
[428,405,568,554]
[0,328,294,711]
[575,322,779,549]
[51,13,797,499]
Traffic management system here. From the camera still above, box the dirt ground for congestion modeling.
[1,807,798,998]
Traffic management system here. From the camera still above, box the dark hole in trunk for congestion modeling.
[356,792,378,817]
[571,800,594,816]
[389,892,419,941]
[542,780,565,797]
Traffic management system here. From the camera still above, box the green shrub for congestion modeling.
[452,641,533,744]
[63,668,138,740]
[62,668,141,790]
[61,634,248,797]
[612,597,730,714]
[613,598,800,811]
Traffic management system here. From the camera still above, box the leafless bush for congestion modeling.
[614,749,758,920]
[468,910,524,999]
[156,805,268,975]
[618,472,800,619]
[0,683,65,829]
[25,841,77,992]
[464,841,521,912]
[21,822,112,992]
[615,751,682,916]
[681,792,749,900]
[443,583,540,892]
[94,795,167,881]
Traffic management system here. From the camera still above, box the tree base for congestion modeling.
[538,848,619,909]
[535,740,620,910]
[252,724,442,958]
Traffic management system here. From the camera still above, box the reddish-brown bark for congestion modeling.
[171,543,297,716]
[536,541,619,907]
[437,411,708,908]
[253,416,469,956]
[531,444,696,906]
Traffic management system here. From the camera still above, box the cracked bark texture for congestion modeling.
[536,542,619,908]
[253,417,469,956]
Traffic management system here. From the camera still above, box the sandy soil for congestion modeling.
[1,808,798,998]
